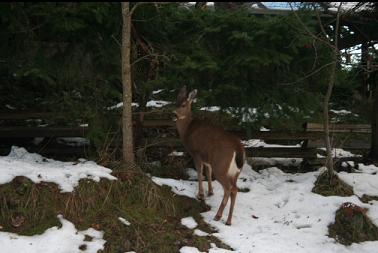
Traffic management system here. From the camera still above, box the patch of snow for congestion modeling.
[180,244,234,253]
[330,109,352,115]
[107,102,139,110]
[152,89,164,95]
[0,146,117,192]
[194,229,209,237]
[249,157,303,167]
[200,106,221,112]
[168,151,185,157]
[180,246,204,253]
[318,148,361,158]
[118,217,131,226]
[57,137,90,147]
[5,104,16,110]
[243,139,301,148]
[33,137,45,145]
[186,168,198,180]
[0,215,106,253]
[260,127,270,131]
[338,164,378,198]
[153,164,378,253]
[146,100,171,108]
[181,217,198,229]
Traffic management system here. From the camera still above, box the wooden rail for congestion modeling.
[305,123,371,133]
[0,127,88,138]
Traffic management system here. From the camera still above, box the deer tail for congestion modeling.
[235,144,245,169]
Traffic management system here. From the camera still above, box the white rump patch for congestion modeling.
[227,152,240,178]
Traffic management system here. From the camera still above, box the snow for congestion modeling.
[107,102,140,110]
[152,89,165,95]
[57,137,90,147]
[0,146,117,192]
[243,139,301,148]
[194,229,209,237]
[317,148,362,158]
[0,215,106,253]
[118,217,131,226]
[181,217,198,229]
[200,106,221,112]
[146,100,171,108]
[180,246,203,253]
[339,164,378,197]
[180,244,235,253]
[153,162,378,253]
[168,151,185,157]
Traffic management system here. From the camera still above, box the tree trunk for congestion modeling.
[323,4,342,181]
[121,2,135,165]
[323,51,337,176]
[369,74,378,160]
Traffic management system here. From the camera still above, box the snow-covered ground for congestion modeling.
[1,145,378,252]
[153,162,378,253]
[0,215,106,253]
[0,146,116,192]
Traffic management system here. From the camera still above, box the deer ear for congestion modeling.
[176,86,187,106]
[188,89,197,102]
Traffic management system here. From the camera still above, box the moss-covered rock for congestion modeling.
[312,171,353,197]
[329,202,378,245]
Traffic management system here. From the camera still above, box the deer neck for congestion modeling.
[176,112,193,140]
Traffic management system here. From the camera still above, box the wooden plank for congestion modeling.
[239,131,323,140]
[247,8,333,18]
[306,123,371,133]
[141,138,318,158]
[0,112,69,120]
[246,147,318,158]
[0,127,88,138]
[141,119,175,128]
[140,120,324,140]
[307,139,370,149]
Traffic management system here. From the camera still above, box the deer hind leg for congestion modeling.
[193,156,205,200]
[226,172,241,225]
[204,163,214,196]
[214,183,231,221]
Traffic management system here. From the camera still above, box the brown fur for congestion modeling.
[174,86,245,225]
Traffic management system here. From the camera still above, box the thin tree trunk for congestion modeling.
[323,3,342,180]
[323,53,337,175]
[121,2,135,165]
[370,75,378,160]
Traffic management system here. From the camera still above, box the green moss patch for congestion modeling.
[0,164,231,252]
[328,202,378,245]
[312,171,353,197]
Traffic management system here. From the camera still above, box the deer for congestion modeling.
[174,86,245,226]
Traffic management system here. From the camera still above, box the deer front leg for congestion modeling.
[205,164,214,196]
[194,156,205,200]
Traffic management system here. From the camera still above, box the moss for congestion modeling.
[360,194,378,204]
[0,165,232,252]
[312,171,353,197]
[329,202,378,245]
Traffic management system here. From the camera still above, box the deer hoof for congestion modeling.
[213,215,221,221]
[208,191,214,196]
[197,193,205,200]
[225,221,232,226]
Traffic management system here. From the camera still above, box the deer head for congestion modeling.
[174,86,197,120]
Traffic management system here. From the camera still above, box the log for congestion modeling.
[0,127,88,138]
